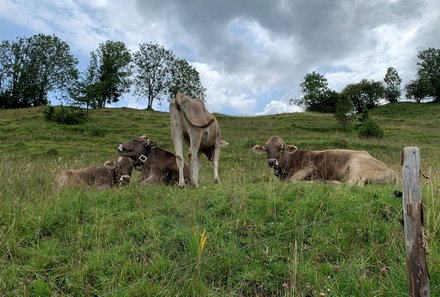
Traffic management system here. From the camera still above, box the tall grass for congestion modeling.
[0,103,439,296]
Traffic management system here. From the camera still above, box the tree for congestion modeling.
[383,67,401,103]
[293,71,338,113]
[335,94,355,130]
[341,79,384,114]
[0,34,78,108]
[405,77,433,103]
[168,58,206,100]
[74,40,131,108]
[133,42,174,110]
[411,47,440,101]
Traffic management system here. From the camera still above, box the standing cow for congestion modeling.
[117,135,190,184]
[53,156,134,190]
[252,136,397,185]
[170,92,228,187]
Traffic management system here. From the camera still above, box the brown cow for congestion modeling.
[170,92,229,187]
[117,135,190,184]
[53,156,134,190]
[252,136,397,185]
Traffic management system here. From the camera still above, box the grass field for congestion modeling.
[0,102,439,296]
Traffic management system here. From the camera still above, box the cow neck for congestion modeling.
[275,150,297,179]
[135,146,155,167]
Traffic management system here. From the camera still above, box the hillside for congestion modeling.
[0,102,439,296]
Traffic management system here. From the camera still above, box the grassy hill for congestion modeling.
[0,102,439,296]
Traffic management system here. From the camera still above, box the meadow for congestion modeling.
[0,102,439,296]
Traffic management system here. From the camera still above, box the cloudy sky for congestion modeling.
[1,0,439,115]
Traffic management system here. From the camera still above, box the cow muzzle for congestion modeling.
[119,175,131,184]
[267,159,279,168]
[117,144,124,152]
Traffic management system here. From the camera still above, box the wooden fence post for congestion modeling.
[402,147,430,297]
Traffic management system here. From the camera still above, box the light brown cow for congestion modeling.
[117,135,190,184]
[252,136,397,185]
[170,92,228,187]
[53,156,134,190]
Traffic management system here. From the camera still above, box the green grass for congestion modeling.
[0,103,439,296]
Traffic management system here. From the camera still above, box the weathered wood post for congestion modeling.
[401,147,430,297]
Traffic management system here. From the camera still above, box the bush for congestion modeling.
[358,118,384,138]
[44,106,86,125]
[335,95,355,130]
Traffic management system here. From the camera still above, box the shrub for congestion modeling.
[335,95,355,130]
[44,106,86,125]
[358,118,384,138]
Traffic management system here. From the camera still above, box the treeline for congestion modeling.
[0,34,205,110]
[293,48,440,114]
[291,48,440,132]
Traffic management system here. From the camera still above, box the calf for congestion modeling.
[252,136,397,185]
[117,135,190,184]
[53,156,134,190]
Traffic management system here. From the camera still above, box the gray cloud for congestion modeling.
[1,0,439,114]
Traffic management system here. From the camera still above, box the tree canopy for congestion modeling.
[72,40,132,109]
[0,34,78,108]
[294,71,339,113]
[133,42,205,110]
[168,58,206,100]
[409,48,440,102]
[341,79,384,114]
[383,67,401,103]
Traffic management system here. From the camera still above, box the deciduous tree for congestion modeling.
[75,40,131,108]
[133,43,174,110]
[168,58,206,100]
[341,79,384,113]
[0,34,78,108]
[383,67,401,103]
[293,71,338,113]
[414,47,440,101]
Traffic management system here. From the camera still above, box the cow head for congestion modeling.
[104,155,135,186]
[252,136,297,170]
[117,134,157,166]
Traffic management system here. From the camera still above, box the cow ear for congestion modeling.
[287,145,298,154]
[252,145,266,154]
[104,161,116,169]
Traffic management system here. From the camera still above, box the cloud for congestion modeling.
[1,0,440,115]
[257,100,303,116]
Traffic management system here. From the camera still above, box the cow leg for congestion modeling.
[170,107,186,187]
[213,146,221,183]
[188,132,202,187]
[289,168,314,182]
[141,166,161,184]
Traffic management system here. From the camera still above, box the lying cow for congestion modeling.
[117,135,190,184]
[170,92,229,187]
[53,156,134,190]
[252,136,397,185]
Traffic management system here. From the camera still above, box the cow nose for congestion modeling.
[120,175,131,183]
[117,144,124,152]
[268,159,279,168]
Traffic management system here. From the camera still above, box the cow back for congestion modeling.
[175,93,215,128]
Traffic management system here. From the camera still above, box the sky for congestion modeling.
[1,0,439,116]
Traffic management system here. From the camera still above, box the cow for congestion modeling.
[117,135,190,184]
[53,156,134,190]
[169,92,229,187]
[252,136,397,185]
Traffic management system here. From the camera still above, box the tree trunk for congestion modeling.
[147,96,153,110]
